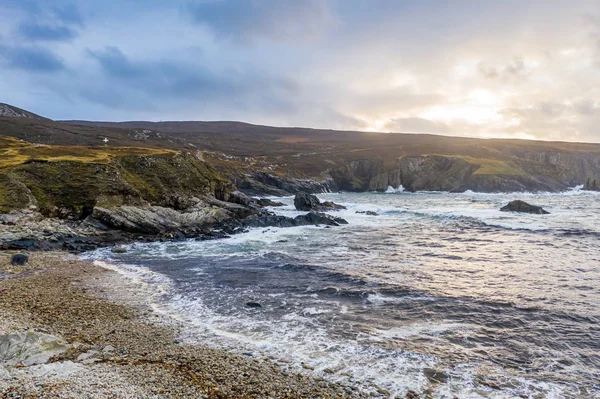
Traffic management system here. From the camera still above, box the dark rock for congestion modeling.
[294,192,345,211]
[500,200,549,214]
[255,198,285,207]
[245,302,262,308]
[228,190,252,206]
[321,201,346,210]
[2,240,36,251]
[294,192,321,211]
[11,254,28,266]
[583,177,600,191]
[238,172,333,196]
[294,212,348,227]
[242,211,348,229]
[111,247,127,253]
[356,211,378,216]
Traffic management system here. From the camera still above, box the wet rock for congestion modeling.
[11,254,29,266]
[294,212,348,227]
[423,368,448,384]
[500,200,550,214]
[583,177,600,191]
[228,190,252,206]
[255,198,285,207]
[294,192,346,211]
[356,211,378,216]
[111,247,127,254]
[245,302,262,308]
[294,192,321,211]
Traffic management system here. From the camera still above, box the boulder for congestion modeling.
[10,254,28,266]
[294,192,346,211]
[294,212,348,226]
[228,190,252,206]
[294,192,321,211]
[0,331,70,366]
[255,198,285,207]
[356,211,378,216]
[243,212,348,228]
[583,178,600,192]
[245,302,262,308]
[500,200,550,214]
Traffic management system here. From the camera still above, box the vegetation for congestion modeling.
[0,136,228,214]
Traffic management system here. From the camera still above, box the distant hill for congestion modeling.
[0,103,48,120]
[2,103,600,193]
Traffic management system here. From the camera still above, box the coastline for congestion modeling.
[0,251,374,398]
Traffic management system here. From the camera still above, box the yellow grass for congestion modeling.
[0,136,178,169]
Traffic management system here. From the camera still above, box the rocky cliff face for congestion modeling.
[583,178,600,191]
[326,151,600,193]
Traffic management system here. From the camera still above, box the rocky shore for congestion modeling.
[0,192,348,252]
[0,252,378,398]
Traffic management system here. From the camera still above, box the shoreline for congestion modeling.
[0,251,376,398]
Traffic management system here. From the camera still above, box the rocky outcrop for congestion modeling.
[255,198,285,207]
[500,200,550,214]
[238,172,333,196]
[294,192,346,211]
[91,203,235,235]
[243,212,348,228]
[583,178,600,191]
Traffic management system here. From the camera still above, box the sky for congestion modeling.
[1,0,599,142]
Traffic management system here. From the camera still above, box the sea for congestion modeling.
[85,187,600,398]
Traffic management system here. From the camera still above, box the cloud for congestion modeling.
[81,46,298,113]
[0,45,65,72]
[478,56,531,81]
[186,0,333,43]
[383,117,450,134]
[17,22,78,41]
[53,4,84,27]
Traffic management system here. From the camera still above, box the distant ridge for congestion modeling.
[0,103,48,120]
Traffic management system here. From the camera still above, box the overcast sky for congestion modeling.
[1,0,599,142]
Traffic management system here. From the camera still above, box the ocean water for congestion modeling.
[88,188,600,398]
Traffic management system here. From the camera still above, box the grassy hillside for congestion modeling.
[0,136,228,215]
[2,107,600,194]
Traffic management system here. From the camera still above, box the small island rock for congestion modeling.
[294,192,346,211]
[500,200,549,214]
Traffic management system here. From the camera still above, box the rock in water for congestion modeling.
[356,211,378,216]
[246,302,262,308]
[294,192,346,211]
[500,200,550,214]
[10,254,28,266]
[583,178,600,192]
[294,192,321,211]
[111,247,127,254]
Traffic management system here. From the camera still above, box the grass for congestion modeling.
[425,153,523,175]
[0,135,178,169]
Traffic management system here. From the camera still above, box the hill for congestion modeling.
[1,104,599,196]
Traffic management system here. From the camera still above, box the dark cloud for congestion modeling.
[186,0,332,42]
[0,45,65,72]
[83,46,297,111]
[17,22,78,41]
[384,117,450,134]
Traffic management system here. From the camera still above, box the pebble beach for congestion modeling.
[0,252,372,398]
